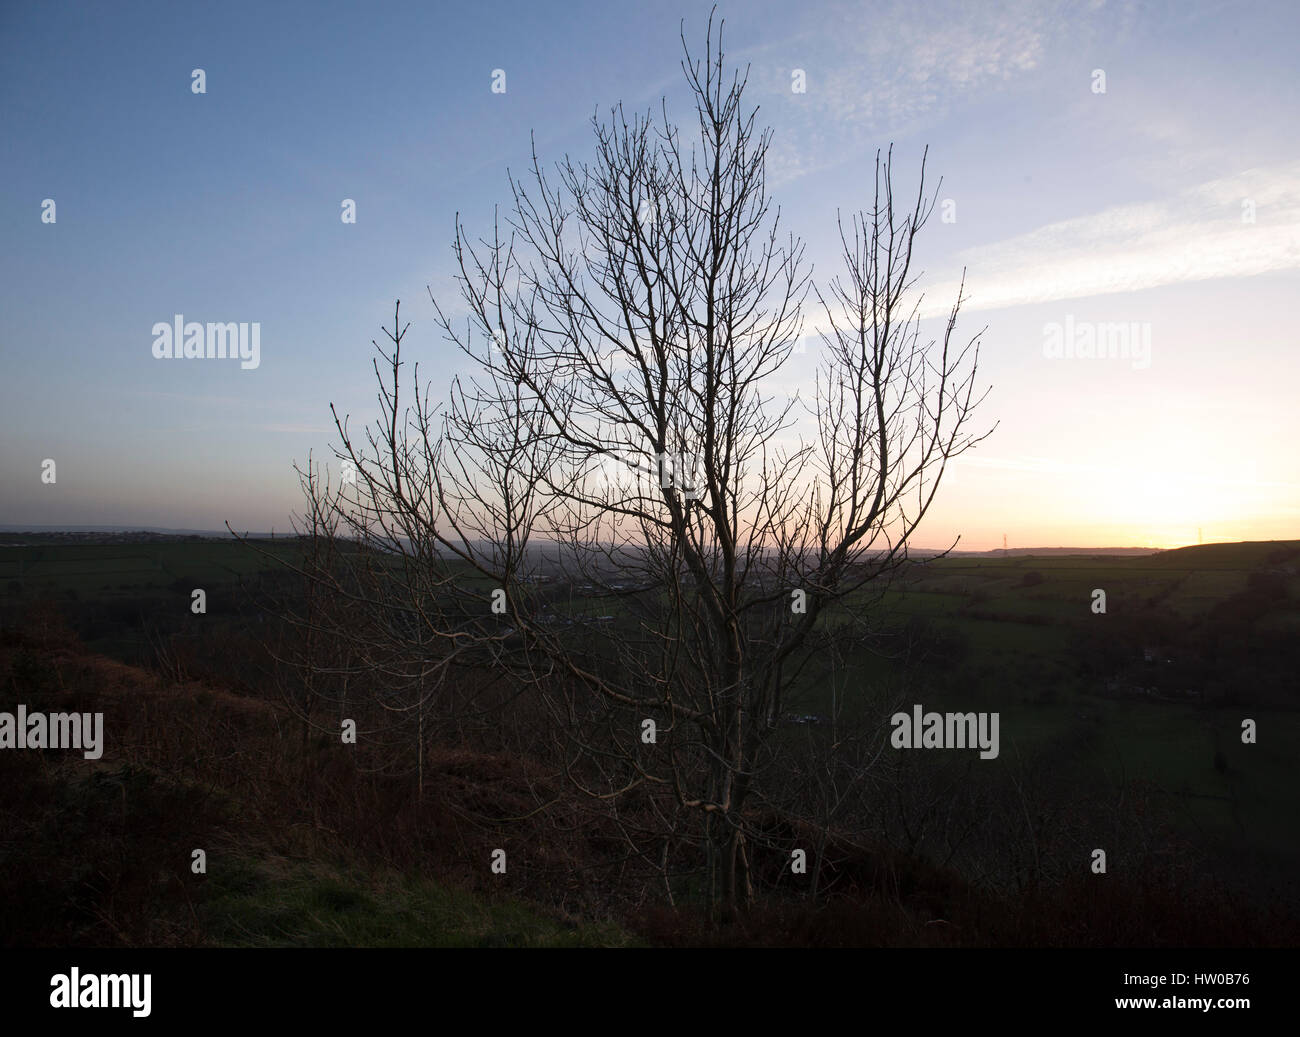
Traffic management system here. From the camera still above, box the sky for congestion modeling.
[1,0,1297,551]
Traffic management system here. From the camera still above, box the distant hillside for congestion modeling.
[3,527,1295,568]
[1130,539,1300,569]
[0,525,277,539]
[946,547,1164,558]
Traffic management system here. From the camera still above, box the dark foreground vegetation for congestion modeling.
[1,534,1297,947]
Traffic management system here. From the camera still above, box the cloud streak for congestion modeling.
[760,0,1111,186]
[916,162,1300,317]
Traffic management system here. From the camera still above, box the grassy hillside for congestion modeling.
[2,536,1296,945]
[788,541,1300,892]
[0,619,633,948]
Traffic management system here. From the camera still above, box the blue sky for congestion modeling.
[2,0,1297,548]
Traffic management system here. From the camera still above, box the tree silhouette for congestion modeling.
[290,10,993,920]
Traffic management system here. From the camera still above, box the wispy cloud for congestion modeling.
[949,453,1296,490]
[127,389,301,412]
[916,162,1300,317]
[759,0,1119,186]
[260,423,328,435]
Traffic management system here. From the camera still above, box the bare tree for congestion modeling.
[286,11,993,920]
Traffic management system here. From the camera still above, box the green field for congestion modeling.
[3,534,1297,894]
[0,537,307,600]
[790,542,1300,878]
